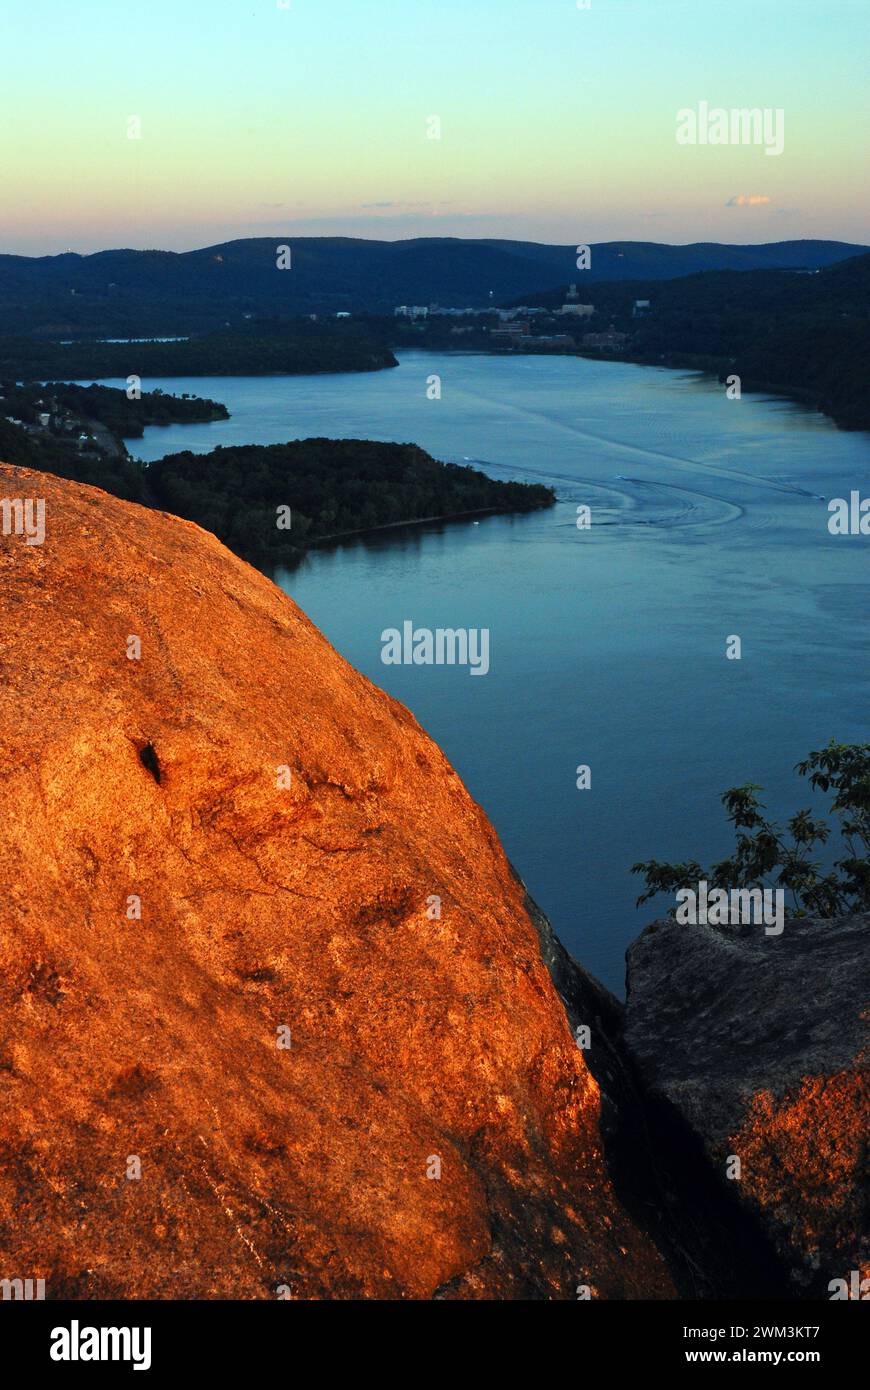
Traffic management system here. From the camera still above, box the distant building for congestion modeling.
[38,413,51,428]
[559,303,594,317]
[632,299,651,317]
[531,334,575,347]
[335,312,351,319]
[394,305,429,319]
[582,330,628,350]
[490,324,530,346]
[565,283,579,301]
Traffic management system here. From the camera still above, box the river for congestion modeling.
[121,350,869,992]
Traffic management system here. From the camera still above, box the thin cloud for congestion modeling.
[360,200,453,210]
[726,194,772,208]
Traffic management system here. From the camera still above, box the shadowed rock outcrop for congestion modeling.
[624,913,869,1297]
[0,464,674,1300]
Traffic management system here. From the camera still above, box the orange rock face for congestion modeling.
[0,465,673,1299]
[729,1070,868,1287]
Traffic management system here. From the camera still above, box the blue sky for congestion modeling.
[1,0,867,252]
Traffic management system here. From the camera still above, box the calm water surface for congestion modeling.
[123,352,869,992]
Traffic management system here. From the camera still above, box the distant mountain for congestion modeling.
[0,237,865,335]
[510,251,870,429]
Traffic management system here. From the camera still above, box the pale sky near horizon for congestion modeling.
[1,0,868,255]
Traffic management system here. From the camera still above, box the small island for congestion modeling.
[0,382,554,559]
[147,438,556,558]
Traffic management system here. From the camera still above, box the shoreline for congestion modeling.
[468,344,869,432]
[309,503,548,546]
[236,501,555,566]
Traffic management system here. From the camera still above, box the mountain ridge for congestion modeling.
[1,237,865,334]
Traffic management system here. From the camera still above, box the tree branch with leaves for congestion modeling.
[632,741,870,919]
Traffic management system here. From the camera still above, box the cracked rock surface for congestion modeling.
[0,465,674,1299]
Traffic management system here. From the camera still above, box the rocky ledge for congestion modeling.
[624,913,869,1297]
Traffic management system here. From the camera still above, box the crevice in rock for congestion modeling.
[515,871,794,1298]
[138,742,161,784]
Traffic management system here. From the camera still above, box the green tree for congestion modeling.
[633,741,870,918]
